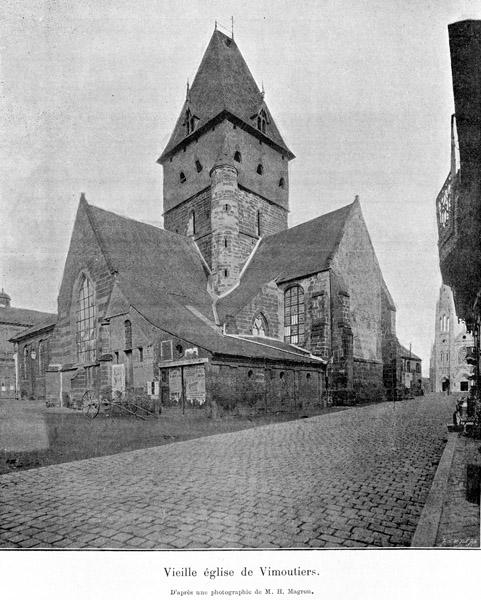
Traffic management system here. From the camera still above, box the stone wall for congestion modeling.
[353,358,385,403]
[207,359,325,416]
[234,281,283,337]
[330,201,382,364]
[50,202,114,369]
[162,120,289,213]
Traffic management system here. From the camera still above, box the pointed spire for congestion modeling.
[186,79,190,102]
[261,81,265,99]
[158,28,294,162]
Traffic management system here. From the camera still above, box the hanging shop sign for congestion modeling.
[184,364,206,405]
[169,367,182,403]
[112,364,126,393]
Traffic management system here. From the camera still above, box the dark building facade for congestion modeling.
[44,28,401,412]
[436,20,481,406]
[10,317,56,402]
[0,289,54,400]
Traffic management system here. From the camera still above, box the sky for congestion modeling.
[1,0,480,375]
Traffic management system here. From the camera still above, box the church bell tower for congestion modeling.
[158,28,294,295]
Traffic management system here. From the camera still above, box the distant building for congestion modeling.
[430,285,473,393]
[0,288,54,400]
[9,316,57,402]
[397,342,422,397]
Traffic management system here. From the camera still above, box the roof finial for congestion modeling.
[354,194,360,203]
[261,80,265,99]
[231,16,234,40]
[186,79,190,101]
[215,20,217,31]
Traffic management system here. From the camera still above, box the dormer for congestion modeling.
[184,107,199,136]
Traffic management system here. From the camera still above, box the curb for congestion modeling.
[411,432,457,548]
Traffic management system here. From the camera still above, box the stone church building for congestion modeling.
[430,284,473,393]
[40,28,398,412]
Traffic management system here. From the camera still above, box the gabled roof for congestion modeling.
[9,315,57,342]
[217,201,354,320]
[84,199,213,314]
[159,29,292,161]
[0,306,55,328]
[398,342,421,361]
[81,199,320,366]
[120,275,323,365]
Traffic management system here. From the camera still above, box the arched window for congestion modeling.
[234,151,242,163]
[187,210,196,236]
[284,286,305,345]
[179,171,186,184]
[185,109,196,135]
[252,313,268,337]
[256,163,264,175]
[279,177,285,188]
[76,275,96,363]
[257,109,267,133]
[195,159,203,173]
[447,316,450,331]
[124,320,132,350]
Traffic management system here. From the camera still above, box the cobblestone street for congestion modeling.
[1,394,454,549]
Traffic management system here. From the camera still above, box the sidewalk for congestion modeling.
[435,433,481,547]
[412,430,481,548]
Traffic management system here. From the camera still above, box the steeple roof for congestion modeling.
[159,29,293,161]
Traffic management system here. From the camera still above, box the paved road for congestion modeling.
[1,394,453,548]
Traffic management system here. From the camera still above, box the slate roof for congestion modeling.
[0,306,55,328]
[159,29,292,161]
[85,199,213,315]
[83,199,321,366]
[398,342,421,361]
[119,274,323,365]
[9,315,57,342]
[217,201,354,320]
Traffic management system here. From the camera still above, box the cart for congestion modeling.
[82,389,159,420]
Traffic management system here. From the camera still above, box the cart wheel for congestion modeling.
[82,390,100,419]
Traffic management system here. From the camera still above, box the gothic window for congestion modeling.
[234,151,242,163]
[187,210,196,236]
[279,177,285,188]
[179,171,186,183]
[284,286,305,345]
[256,163,263,175]
[252,313,268,337]
[185,109,197,135]
[257,109,267,134]
[124,320,132,350]
[195,159,203,173]
[76,276,96,363]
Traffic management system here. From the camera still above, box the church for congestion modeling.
[429,285,473,393]
[28,28,399,413]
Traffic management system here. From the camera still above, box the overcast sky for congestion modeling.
[1,0,480,374]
